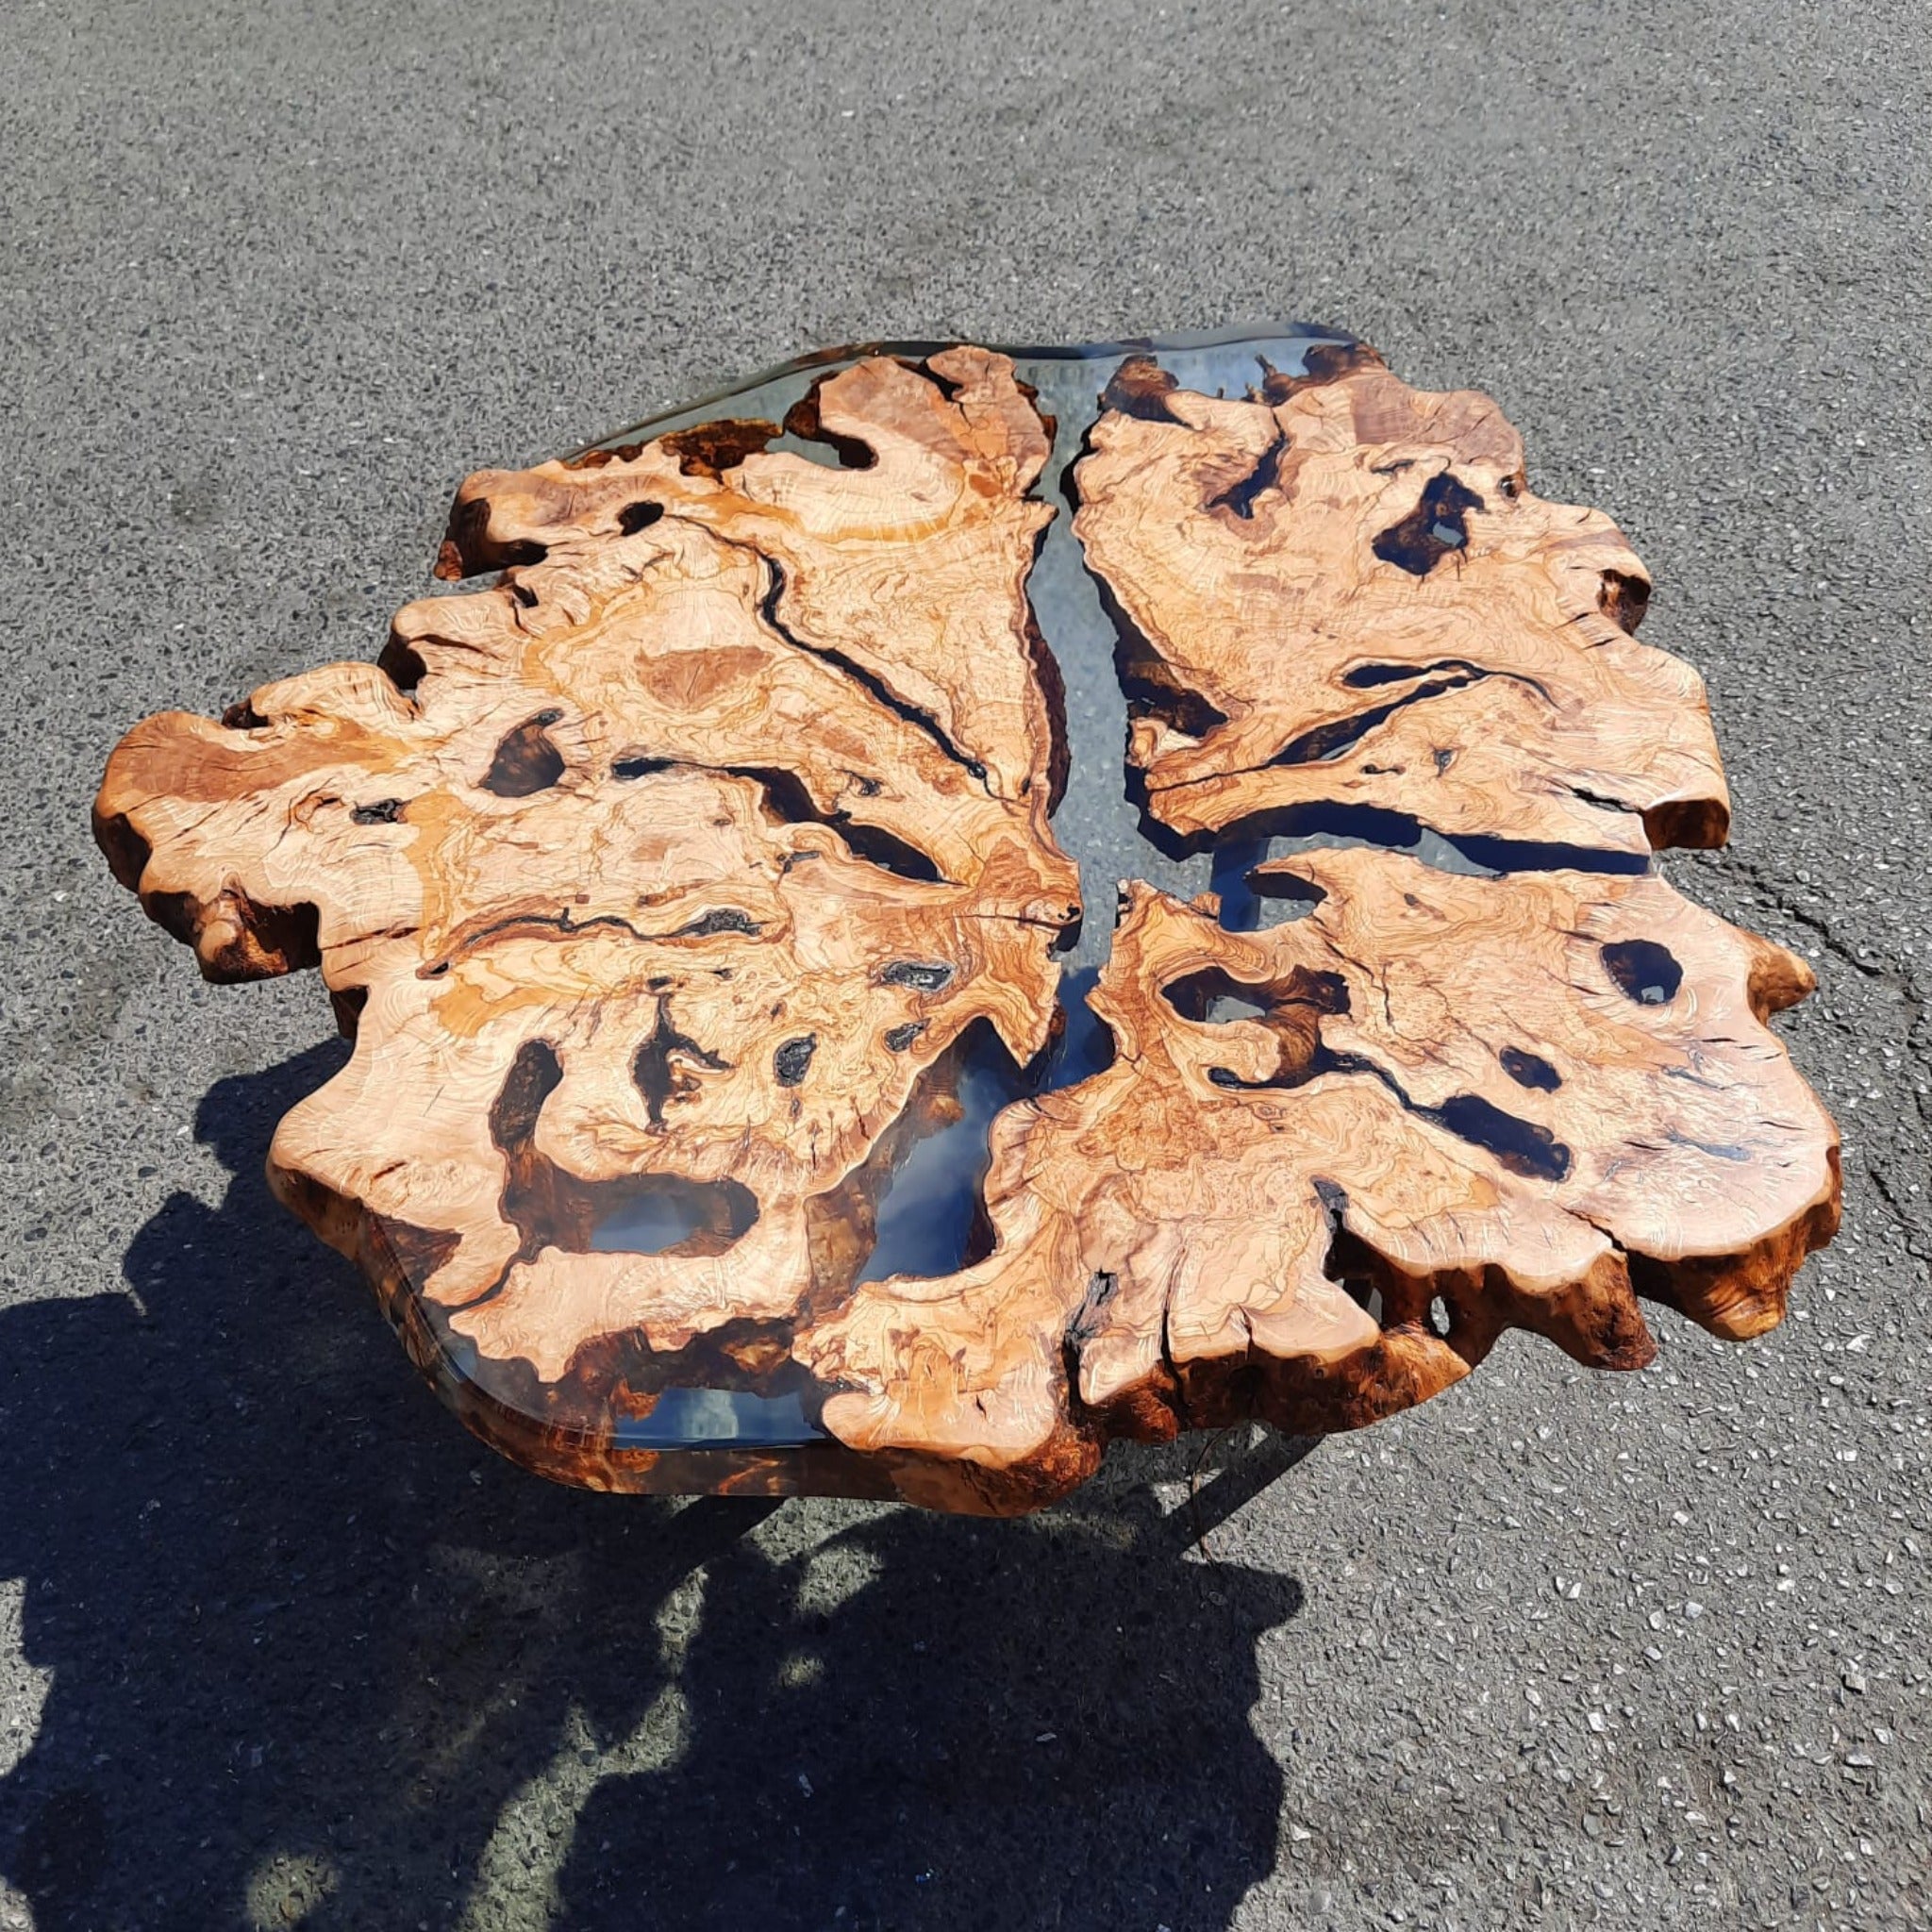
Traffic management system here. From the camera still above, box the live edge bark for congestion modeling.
[94,341,1840,1513]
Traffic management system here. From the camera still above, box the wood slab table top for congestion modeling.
[94,329,1840,1514]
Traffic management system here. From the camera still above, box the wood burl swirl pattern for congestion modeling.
[94,340,1840,1512]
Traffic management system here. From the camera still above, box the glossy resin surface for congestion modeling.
[95,329,1840,1512]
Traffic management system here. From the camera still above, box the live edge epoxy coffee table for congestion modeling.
[95,328,1842,1514]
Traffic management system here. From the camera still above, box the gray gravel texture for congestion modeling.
[2,1,1929,1927]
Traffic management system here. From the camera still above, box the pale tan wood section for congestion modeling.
[802,851,1839,1491]
[93,351,1081,1503]
[1073,344,1731,856]
[434,345,1067,811]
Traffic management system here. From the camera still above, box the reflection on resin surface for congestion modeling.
[612,1386,821,1449]
[857,1031,1036,1285]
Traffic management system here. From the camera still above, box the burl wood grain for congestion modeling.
[1074,344,1732,858]
[97,348,1081,1506]
[95,339,1840,1513]
[807,855,1839,1509]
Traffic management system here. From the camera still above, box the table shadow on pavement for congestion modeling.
[0,1043,1306,1932]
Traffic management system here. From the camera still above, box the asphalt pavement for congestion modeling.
[1,2,1927,1927]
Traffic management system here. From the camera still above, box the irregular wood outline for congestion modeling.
[808,852,1839,1509]
[1074,343,1732,859]
[94,337,1840,1513]
[97,348,1083,1506]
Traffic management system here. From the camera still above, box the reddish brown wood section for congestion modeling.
[95,338,1840,1513]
